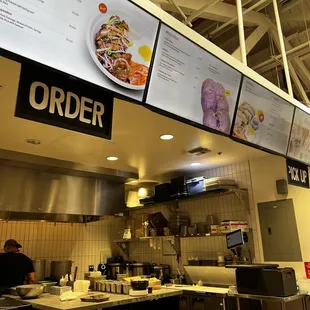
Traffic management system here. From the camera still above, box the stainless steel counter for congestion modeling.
[4,289,182,310]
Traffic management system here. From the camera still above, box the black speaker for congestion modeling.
[276,179,288,194]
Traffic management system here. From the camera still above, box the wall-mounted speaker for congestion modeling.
[276,179,288,194]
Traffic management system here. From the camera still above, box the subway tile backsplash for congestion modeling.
[0,160,259,280]
[0,218,125,280]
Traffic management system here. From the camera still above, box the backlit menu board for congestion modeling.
[287,108,310,164]
[0,0,159,101]
[146,24,242,135]
[232,77,295,155]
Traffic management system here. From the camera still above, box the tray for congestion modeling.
[80,294,110,302]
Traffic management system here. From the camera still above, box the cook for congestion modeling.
[0,239,35,289]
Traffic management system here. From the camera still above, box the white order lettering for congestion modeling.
[49,86,65,116]
[29,82,49,110]
[92,101,105,128]
[79,96,93,124]
[65,92,80,119]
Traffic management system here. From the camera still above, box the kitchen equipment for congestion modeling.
[98,263,106,275]
[154,183,170,202]
[110,281,116,293]
[74,280,90,293]
[122,283,131,295]
[152,264,170,282]
[37,281,57,293]
[131,280,148,291]
[73,266,78,282]
[186,177,206,195]
[89,276,105,290]
[206,214,219,233]
[32,260,47,282]
[105,263,125,280]
[196,222,207,234]
[170,176,187,198]
[149,228,157,236]
[15,285,44,299]
[148,212,168,236]
[116,282,122,294]
[105,281,112,293]
[168,210,190,235]
[170,278,182,285]
[49,286,71,295]
[130,263,152,277]
[204,177,236,191]
[50,260,73,282]
[180,225,189,237]
[188,226,197,236]
[235,266,297,297]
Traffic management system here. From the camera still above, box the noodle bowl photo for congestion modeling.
[86,6,155,91]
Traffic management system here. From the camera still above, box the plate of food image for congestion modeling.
[86,6,155,90]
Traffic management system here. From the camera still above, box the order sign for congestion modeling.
[0,0,159,102]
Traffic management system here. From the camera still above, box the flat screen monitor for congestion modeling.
[226,229,244,249]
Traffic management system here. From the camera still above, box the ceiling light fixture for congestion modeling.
[160,134,174,140]
[107,156,118,161]
[25,139,41,145]
[191,162,201,167]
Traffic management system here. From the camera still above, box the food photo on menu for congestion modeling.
[0,0,159,101]
[201,78,232,134]
[86,1,157,95]
[232,77,294,154]
[287,108,310,164]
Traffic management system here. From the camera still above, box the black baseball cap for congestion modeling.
[4,239,22,249]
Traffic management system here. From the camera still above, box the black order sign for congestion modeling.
[15,62,114,139]
[286,158,309,189]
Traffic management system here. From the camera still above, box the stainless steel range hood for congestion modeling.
[0,149,138,223]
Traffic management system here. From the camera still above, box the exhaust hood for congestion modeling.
[0,149,138,223]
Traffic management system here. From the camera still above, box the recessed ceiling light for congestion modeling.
[107,156,118,161]
[160,134,174,140]
[25,139,41,145]
[191,163,201,167]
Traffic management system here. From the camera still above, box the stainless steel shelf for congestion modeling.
[125,188,249,212]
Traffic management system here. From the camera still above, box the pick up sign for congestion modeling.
[15,62,114,139]
[286,158,309,189]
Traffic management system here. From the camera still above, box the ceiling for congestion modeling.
[153,0,310,106]
[0,56,267,182]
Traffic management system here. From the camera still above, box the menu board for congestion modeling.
[232,77,294,155]
[146,24,242,135]
[0,0,159,101]
[287,108,310,164]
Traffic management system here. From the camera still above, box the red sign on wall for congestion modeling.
[304,262,310,279]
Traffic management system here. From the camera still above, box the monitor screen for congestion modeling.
[226,229,244,249]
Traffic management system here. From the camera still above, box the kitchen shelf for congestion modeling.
[114,235,180,257]
[125,188,249,212]
[114,230,252,256]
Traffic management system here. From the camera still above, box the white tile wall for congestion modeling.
[0,218,125,280]
[128,160,261,275]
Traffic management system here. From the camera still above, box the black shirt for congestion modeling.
[0,252,34,288]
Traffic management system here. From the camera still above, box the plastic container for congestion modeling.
[59,277,66,287]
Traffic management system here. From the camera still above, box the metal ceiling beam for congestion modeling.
[209,0,269,36]
[167,0,193,26]
[272,0,293,96]
[185,0,224,24]
[154,0,266,26]
[269,22,310,94]
[236,0,247,64]
[232,24,269,60]
[280,9,310,22]
[280,0,301,12]
[252,41,310,72]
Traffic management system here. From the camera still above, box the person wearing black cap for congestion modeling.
[0,239,35,289]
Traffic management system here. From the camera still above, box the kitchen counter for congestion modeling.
[5,289,182,310]
[165,285,229,295]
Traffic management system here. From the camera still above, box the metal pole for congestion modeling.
[272,0,293,96]
[168,0,192,27]
[187,0,223,23]
[236,0,247,65]
[210,0,268,36]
